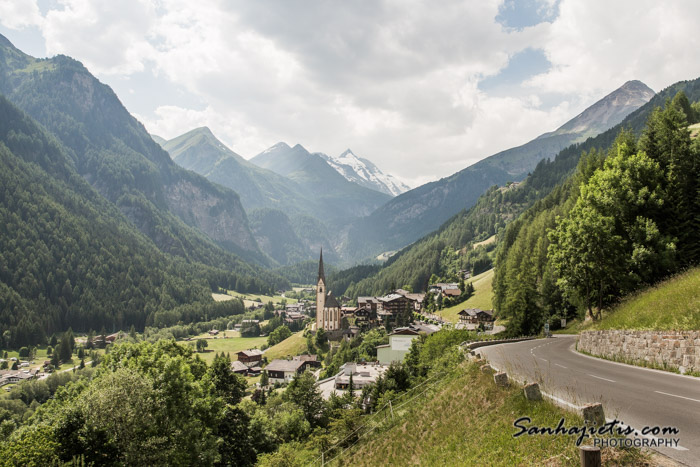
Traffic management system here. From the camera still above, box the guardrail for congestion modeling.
[460,336,536,351]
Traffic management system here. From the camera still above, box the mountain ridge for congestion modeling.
[344,79,655,261]
[0,33,269,266]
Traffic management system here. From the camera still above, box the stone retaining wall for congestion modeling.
[578,330,700,374]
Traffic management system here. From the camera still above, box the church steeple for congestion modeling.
[318,248,325,283]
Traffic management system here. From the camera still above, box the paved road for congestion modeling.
[479,335,700,466]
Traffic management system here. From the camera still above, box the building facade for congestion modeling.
[316,249,341,331]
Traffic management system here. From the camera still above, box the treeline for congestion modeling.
[0,95,285,348]
[494,92,700,335]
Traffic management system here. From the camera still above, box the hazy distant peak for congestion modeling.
[263,142,291,153]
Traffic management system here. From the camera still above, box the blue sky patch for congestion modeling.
[479,47,551,94]
[496,0,560,30]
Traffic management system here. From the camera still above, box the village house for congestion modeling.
[293,354,321,369]
[231,360,249,375]
[265,359,307,384]
[458,308,495,326]
[358,296,382,313]
[284,311,307,326]
[376,323,439,365]
[236,349,263,367]
[0,370,36,387]
[285,303,304,314]
[334,362,387,390]
[429,283,460,294]
[377,293,414,327]
[208,329,219,336]
[393,289,426,312]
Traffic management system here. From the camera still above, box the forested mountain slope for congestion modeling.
[0,34,264,264]
[0,96,285,348]
[494,85,700,336]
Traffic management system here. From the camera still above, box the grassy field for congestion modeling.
[473,234,496,249]
[560,266,700,333]
[689,122,700,139]
[177,336,268,364]
[212,293,235,302]
[336,361,644,466]
[3,346,104,373]
[438,268,494,323]
[264,331,308,360]
[221,290,296,307]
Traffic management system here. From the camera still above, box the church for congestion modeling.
[315,249,341,331]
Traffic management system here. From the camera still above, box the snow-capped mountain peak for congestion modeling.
[321,149,410,196]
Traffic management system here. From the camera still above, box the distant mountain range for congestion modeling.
[344,80,655,260]
[157,128,392,265]
[320,149,410,196]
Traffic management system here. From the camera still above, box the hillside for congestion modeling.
[267,361,642,466]
[494,83,700,336]
[343,81,654,261]
[0,95,279,347]
[438,269,495,323]
[0,34,266,266]
[581,267,700,331]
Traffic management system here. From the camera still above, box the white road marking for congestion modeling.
[588,374,616,383]
[539,358,548,363]
[554,363,567,369]
[654,391,700,404]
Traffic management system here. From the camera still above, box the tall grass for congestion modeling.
[594,267,700,331]
[336,362,644,466]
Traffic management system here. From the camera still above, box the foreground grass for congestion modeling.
[264,331,308,360]
[439,268,495,323]
[334,362,643,466]
[559,267,700,334]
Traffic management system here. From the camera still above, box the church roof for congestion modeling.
[318,248,326,283]
[325,291,340,308]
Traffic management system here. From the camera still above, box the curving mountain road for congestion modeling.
[479,335,700,466]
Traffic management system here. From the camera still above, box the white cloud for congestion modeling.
[526,1,700,98]
[4,0,700,186]
[42,0,158,75]
[0,0,42,30]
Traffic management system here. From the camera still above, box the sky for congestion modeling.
[2,1,700,188]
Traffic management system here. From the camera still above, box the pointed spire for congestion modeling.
[318,248,325,283]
